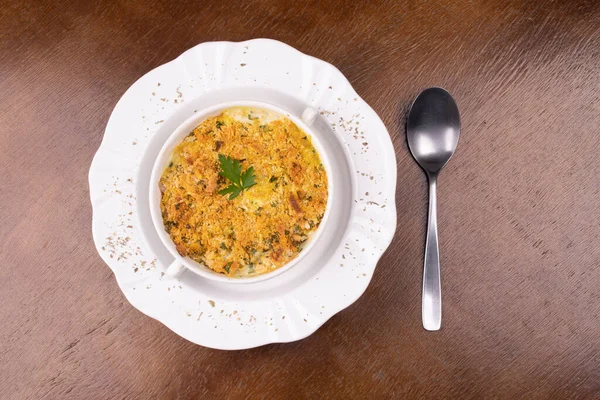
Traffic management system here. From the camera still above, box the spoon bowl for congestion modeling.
[407,88,460,175]
[406,87,461,331]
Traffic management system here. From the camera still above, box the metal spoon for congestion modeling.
[406,87,461,331]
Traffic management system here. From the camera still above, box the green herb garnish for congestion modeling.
[164,220,177,232]
[217,154,257,199]
[224,262,232,273]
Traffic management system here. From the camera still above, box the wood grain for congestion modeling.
[1,0,599,398]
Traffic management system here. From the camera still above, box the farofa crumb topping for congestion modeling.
[160,107,328,277]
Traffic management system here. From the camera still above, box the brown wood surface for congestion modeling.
[1,0,599,398]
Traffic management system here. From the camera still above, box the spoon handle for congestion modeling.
[423,175,441,331]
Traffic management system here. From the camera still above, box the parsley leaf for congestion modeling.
[240,166,256,188]
[218,184,242,199]
[218,154,242,182]
[217,154,257,199]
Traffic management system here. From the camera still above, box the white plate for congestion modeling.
[89,39,397,350]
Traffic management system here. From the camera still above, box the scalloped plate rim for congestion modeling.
[89,38,397,349]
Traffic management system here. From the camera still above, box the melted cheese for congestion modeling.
[159,107,328,278]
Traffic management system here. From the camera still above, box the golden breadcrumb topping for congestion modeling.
[159,107,328,277]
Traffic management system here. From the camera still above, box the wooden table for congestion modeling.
[2,0,599,398]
